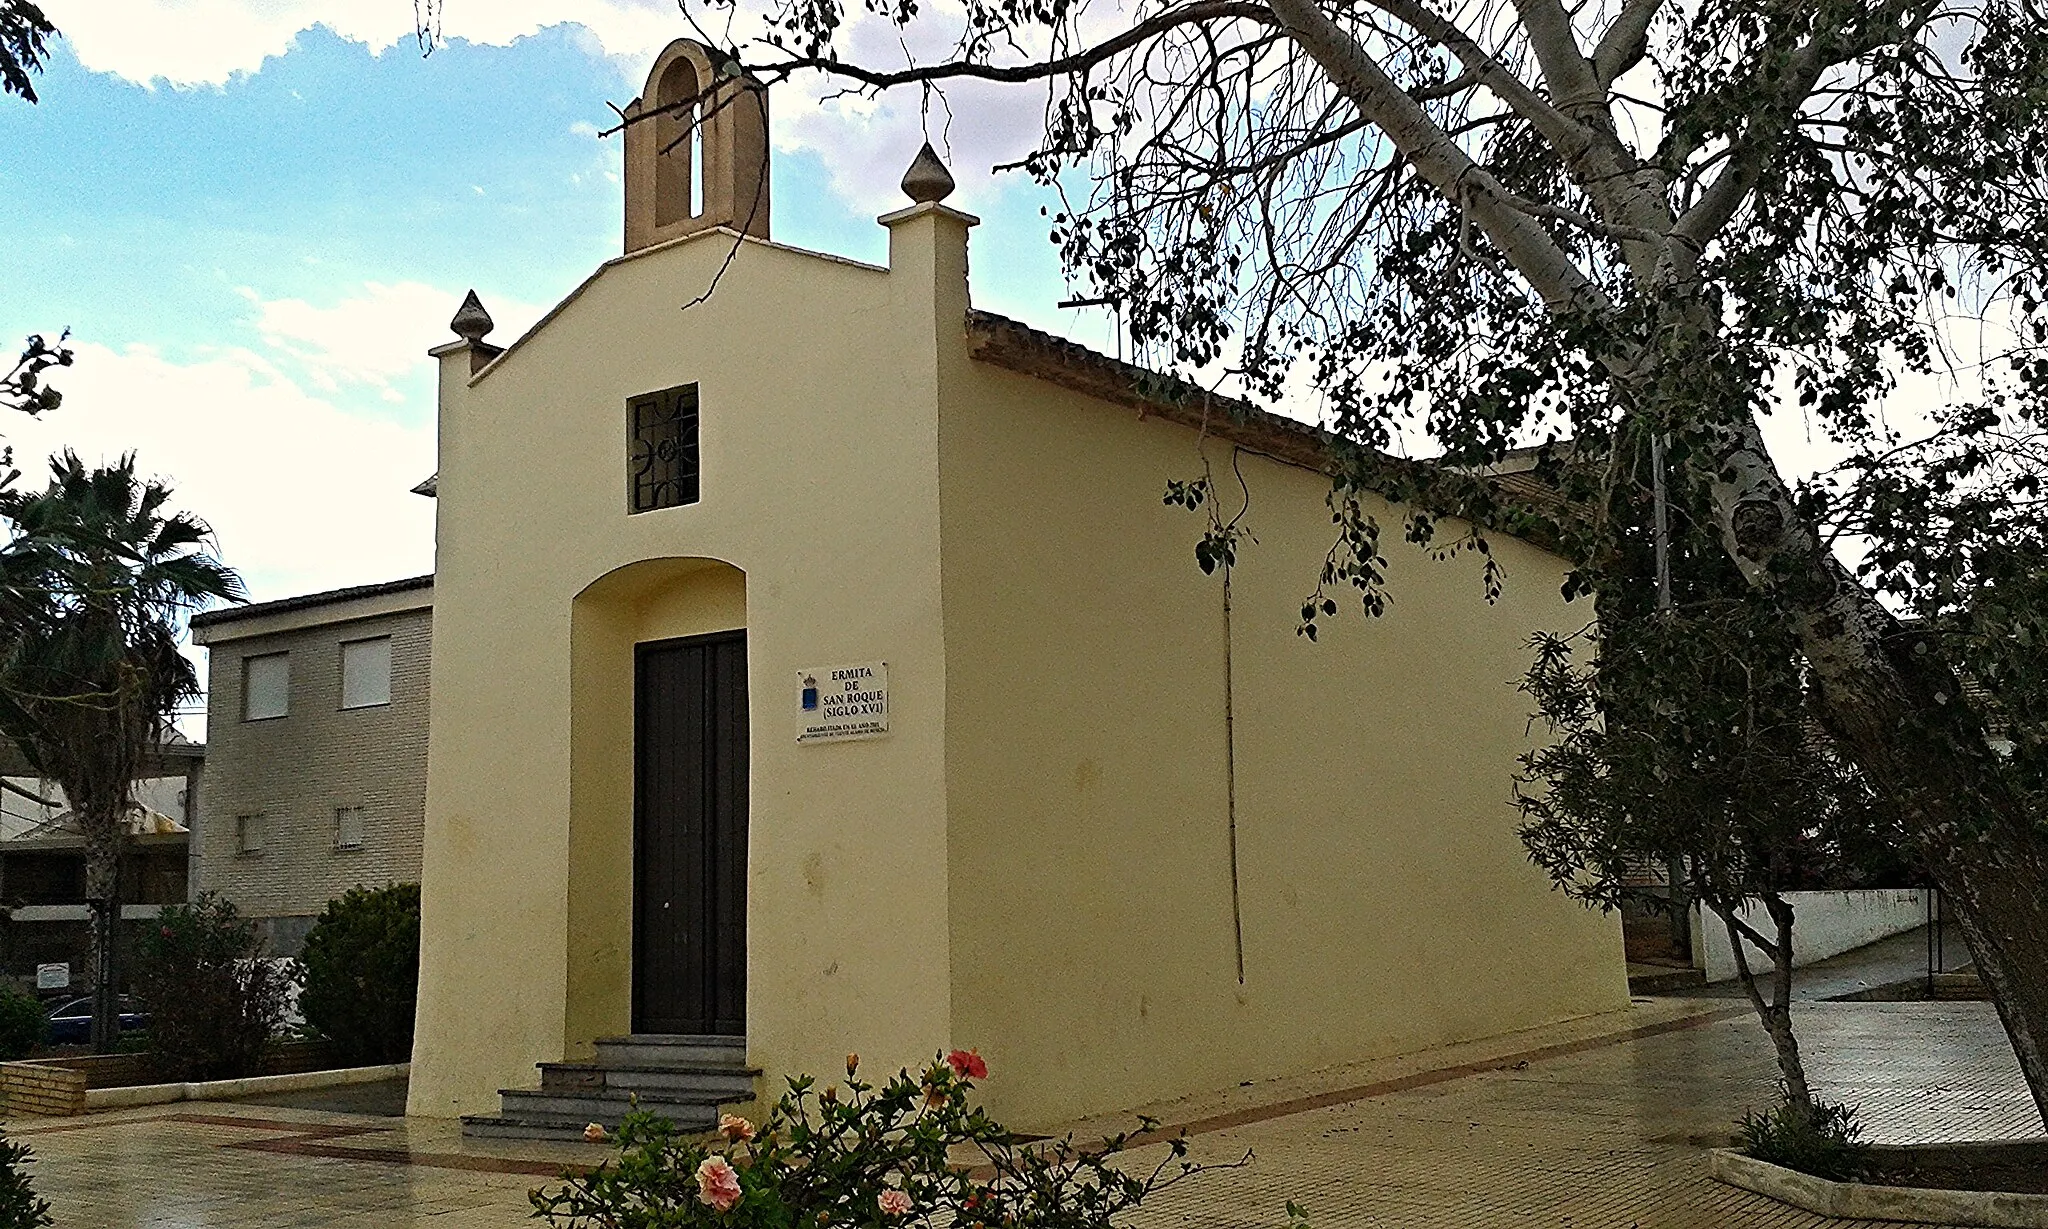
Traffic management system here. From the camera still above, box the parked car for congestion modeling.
[45,995,148,1045]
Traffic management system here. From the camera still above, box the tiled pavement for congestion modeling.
[1136,1001,2040,1229]
[8,1000,2043,1228]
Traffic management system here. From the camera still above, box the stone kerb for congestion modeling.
[1711,1147,2048,1228]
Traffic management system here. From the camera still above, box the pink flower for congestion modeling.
[697,1156,744,1212]
[582,1122,607,1143]
[719,1113,755,1143]
[946,1048,988,1081]
[878,1189,913,1218]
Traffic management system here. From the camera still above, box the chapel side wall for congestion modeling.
[938,365,1627,1128]
[195,606,431,953]
[411,233,954,1119]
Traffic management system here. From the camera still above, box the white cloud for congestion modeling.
[42,0,685,88]
[4,277,547,603]
[6,339,437,604]
[239,280,544,397]
[43,1,1060,212]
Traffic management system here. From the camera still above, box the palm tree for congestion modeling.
[0,452,241,1051]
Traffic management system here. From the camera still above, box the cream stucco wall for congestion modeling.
[410,220,964,1117]
[936,344,1627,1126]
[411,181,1624,1126]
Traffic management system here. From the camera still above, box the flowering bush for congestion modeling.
[532,1048,1231,1229]
[132,892,289,1080]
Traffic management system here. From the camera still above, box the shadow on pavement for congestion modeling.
[228,1075,410,1117]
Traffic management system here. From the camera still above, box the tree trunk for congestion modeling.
[81,802,123,1054]
[1705,409,2048,1130]
[1716,896,1813,1111]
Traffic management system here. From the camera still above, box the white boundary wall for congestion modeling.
[1693,889,1927,983]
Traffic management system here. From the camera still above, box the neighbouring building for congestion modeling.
[0,737,202,987]
[187,576,433,954]
[403,39,1626,1134]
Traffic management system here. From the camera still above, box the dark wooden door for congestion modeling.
[633,631,748,1036]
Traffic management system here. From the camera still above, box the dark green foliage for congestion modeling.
[0,1133,51,1229]
[0,1,54,104]
[1513,490,1889,1110]
[133,893,289,1081]
[1738,1093,1871,1183]
[297,883,421,1064]
[0,983,44,1061]
[534,1050,1232,1228]
[1512,470,1885,924]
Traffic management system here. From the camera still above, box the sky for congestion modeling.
[1,1,1107,612]
[0,1,1967,738]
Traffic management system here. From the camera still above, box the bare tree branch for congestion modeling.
[747,1,1278,91]
[1265,0,1608,309]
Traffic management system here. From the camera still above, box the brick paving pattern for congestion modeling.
[7,1000,2042,1227]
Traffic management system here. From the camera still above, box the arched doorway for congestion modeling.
[567,557,749,1046]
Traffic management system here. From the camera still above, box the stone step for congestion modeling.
[593,1034,748,1067]
[539,1060,759,1100]
[490,1087,729,1127]
[460,1100,719,1140]
[460,1033,756,1140]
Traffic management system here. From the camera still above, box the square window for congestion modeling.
[243,653,289,721]
[340,637,392,709]
[235,813,265,856]
[334,805,365,851]
[628,383,700,513]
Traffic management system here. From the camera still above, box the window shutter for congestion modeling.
[340,637,393,709]
[243,654,289,720]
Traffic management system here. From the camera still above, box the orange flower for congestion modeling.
[945,1048,988,1080]
[846,1052,860,1076]
[719,1113,755,1143]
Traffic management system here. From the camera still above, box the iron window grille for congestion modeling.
[628,383,701,513]
[334,805,366,851]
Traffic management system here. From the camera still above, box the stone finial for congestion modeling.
[450,290,495,345]
[900,142,956,204]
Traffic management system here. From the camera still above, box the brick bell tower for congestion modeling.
[622,39,771,254]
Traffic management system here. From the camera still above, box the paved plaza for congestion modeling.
[7,999,2042,1228]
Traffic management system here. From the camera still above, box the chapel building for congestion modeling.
[408,38,1625,1133]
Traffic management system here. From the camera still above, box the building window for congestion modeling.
[340,636,392,709]
[243,653,289,721]
[628,383,700,513]
[334,805,366,851]
[235,813,265,856]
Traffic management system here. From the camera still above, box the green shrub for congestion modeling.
[0,1133,52,1229]
[1737,1094,1870,1181]
[297,883,420,1064]
[133,892,289,1081]
[533,1049,1223,1228]
[0,985,45,1061]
